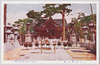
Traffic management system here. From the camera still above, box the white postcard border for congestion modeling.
[1,1,99,64]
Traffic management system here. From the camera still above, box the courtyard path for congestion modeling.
[65,44,96,60]
[4,46,31,60]
[18,48,73,61]
[4,44,96,61]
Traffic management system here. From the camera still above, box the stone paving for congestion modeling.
[4,44,96,61]
[4,46,30,60]
[65,44,96,60]
[18,48,73,61]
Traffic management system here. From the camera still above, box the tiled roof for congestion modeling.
[40,18,68,27]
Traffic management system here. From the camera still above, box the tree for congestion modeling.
[26,10,47,27]
[26,10,42,21]
[13,18,36,35]
[41,4,72,40]
[41,4,59,18]
[58,4,72,40]
[70,14,96,40]
[13,18,36,45]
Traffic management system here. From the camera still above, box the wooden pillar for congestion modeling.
[4,4,7,26]
[4,4,7,43]
[54,43,56,54]
[41,40,42,54]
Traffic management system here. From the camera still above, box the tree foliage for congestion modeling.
[13,18,36,34]
[41,4,72,18]
[35,19,46,27]
[41,4,59,17]
[26,10,42,20]
[68,14,96,40]
[56,4,72,15]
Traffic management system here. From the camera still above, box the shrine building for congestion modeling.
[33,17,68,39]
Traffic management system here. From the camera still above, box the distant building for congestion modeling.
[32,17,68,39]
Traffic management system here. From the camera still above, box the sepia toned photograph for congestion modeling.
[1,0,99,64]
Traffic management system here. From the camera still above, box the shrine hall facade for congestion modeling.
[33,17,68,39]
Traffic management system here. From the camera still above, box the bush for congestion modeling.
[24,43,28,47]
[57,42,61,46]
[41,44,45,46]
[46,43,50,46]
[63,42,67,47]
[68,42,72,47]
[53,44,56,46]
[29,44,32,47]
[35,43,39,46]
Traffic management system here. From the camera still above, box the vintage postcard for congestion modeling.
[0,0,99,64]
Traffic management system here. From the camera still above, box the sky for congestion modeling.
[6,4,96,24]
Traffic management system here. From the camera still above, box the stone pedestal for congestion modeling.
[70,33,76,44]
[4,35,14,53]
[82,34,89,47]
[13,35,20,48]
[25,34,32,42]
[87,34,95,50]
[25,34,32,46]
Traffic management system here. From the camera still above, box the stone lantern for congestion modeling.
[4,23,13,52]
[26,21,31,34]
[13,25,19,40]
[81,23,89,47]
[88,20,95,43]
[67,28,71,42]
[31,30,34,42]
[70,20,75,33]
[17,22,23,45]
[70,20,76,44]
[24,21,32,49]
[88,20,96,52]
[13,24,20,48]
[5,23,13,43]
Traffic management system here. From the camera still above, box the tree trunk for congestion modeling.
[75,21,77,47]
[62,10,65,41]
[4,4,7,43]
[4,4,7,26]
